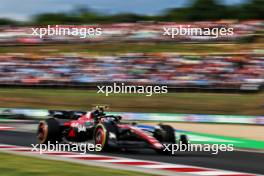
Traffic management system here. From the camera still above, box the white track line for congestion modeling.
[0,126,14,130]
[140,164,191,168]
[0,144,258,176]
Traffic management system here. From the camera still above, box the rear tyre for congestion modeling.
[37,118,61,144]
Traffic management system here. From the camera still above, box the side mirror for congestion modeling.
[116,116,122,120]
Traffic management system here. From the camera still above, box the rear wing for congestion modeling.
[48,110,87,119]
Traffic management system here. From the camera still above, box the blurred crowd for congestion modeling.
[0,20,263,43]
[0,51,263,90]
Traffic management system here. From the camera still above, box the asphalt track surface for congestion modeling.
[1,122,264,175]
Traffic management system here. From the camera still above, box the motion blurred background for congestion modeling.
[0,0,264,175]
[0,0,263,114]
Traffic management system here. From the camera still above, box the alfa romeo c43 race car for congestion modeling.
[37,106,188,153]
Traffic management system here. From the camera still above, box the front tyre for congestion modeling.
[154,124,176,144]
[94,123,117,152]
[179,134,189,146]
[154,125,176,154]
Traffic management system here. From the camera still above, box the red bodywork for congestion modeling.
[62,112,163,150]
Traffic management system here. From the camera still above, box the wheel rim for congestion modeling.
[37,121,48,143]
[95,128,106,148]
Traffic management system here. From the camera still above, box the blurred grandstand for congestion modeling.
[0,3,263,92]
[0,21,263,43]
[0,50,263,92]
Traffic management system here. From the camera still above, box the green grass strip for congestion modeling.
[0,152,153,176]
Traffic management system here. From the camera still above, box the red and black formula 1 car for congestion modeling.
[37,106,188,153]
